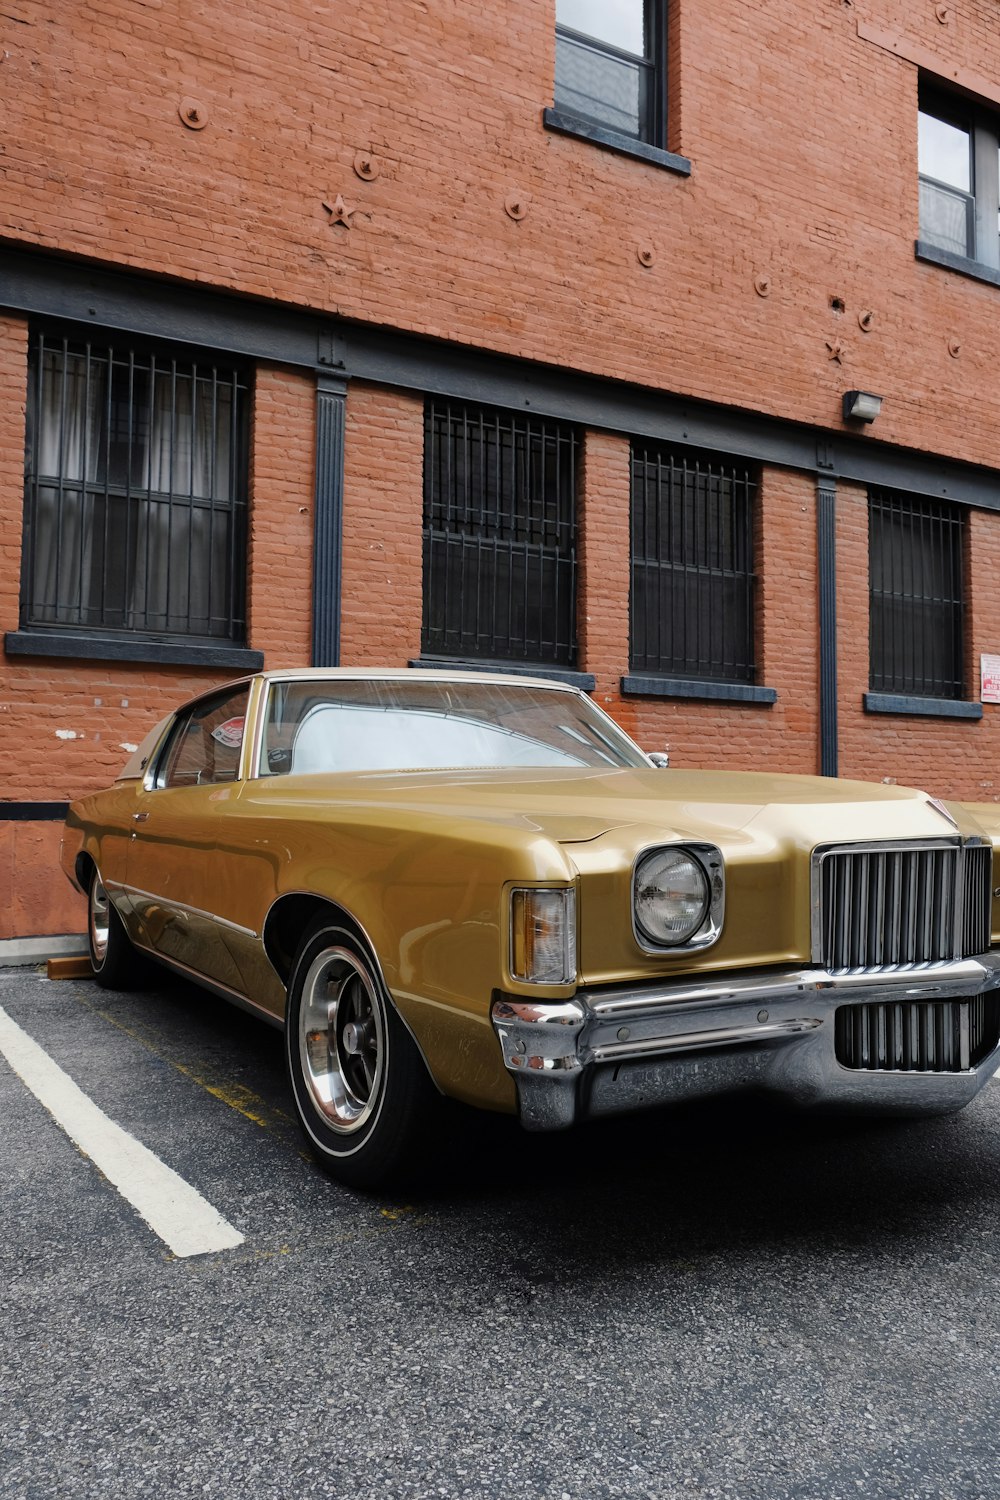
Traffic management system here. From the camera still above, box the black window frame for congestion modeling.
[868,488,966,703]
[19,324,252,654]
[421,399,579,672]
[629,441,759,686]
[918,81,1000,273]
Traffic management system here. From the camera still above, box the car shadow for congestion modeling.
[134,969,1000,1274]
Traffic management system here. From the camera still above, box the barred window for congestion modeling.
[422,401,578,668]
[22,329,250,643]
[555,0,664,145]
[630,443,757,682]
[869,490,965,699]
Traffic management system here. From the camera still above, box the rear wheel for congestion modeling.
[88,869,148,990]
[285,919,439,1190]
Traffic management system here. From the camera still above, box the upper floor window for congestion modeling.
[22,328,250,645]
[422,400,578,668]
[554,0,663,145]
[630,443,757,684]
[918,85,1000,271]
[869,489,965,701]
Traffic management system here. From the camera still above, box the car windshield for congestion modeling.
[259,679,649,775]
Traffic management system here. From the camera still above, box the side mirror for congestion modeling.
[647,751,670,769]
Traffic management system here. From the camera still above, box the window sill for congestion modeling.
[410,657,596,692]
[621,674,777,704]
[863,692,983,720]
[4,630,264,671]
[542,108,692,175]
[915,241,1000,290]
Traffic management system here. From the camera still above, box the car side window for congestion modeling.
[154,686,250,790]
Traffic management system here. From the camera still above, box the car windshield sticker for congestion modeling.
[211,716,245,749]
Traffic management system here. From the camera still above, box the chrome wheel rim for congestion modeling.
[299,946,385,1133]
[89,877,110,964]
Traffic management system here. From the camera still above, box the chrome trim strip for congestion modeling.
[582,957,1000,1020]
[590,1017,822,1064]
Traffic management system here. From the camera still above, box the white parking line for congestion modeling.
[0,1005,244,1258]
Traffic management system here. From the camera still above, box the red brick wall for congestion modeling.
[340,384,424,666]
[247,364,315,667]
[5,2,1000,466]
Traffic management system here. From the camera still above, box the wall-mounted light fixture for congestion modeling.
[842,389,883,423]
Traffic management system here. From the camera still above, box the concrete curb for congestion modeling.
[0,934,87,968]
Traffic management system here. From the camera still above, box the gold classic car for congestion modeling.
[62,669,1000,1187]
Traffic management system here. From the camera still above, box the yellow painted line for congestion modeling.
[70,990,295,1137]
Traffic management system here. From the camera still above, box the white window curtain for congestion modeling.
[31,351,105,623]
[133,369,233,634]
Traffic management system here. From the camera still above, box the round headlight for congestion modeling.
[634,848,710,946]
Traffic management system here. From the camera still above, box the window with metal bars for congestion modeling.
[868,489,965,699]
[554,0,664,146]
[421,401,578,668]
[21,328,250,644]
[630,443,757,682]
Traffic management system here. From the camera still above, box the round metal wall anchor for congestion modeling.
[754,274,772,298]
[353,150,380,181]
[948,337,962,358]
[178,97,209,130]
[504,192,529,221]
[858,309,875,332]
[636,244,656,269]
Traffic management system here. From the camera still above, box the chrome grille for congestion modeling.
[815,842,993,971]
[835,997,1000,1073]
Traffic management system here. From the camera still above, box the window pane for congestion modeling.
[556,0,644,56]
[918,109,971,190]
[919,178,972,257]
[555,32,644,137]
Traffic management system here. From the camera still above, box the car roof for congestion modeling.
[259,668,579,691]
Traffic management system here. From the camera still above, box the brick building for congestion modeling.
[3,0,1000,944]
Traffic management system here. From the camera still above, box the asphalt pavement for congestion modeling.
[2,963,1000,1500]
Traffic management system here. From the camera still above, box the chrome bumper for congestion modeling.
[490,956,1000,1131]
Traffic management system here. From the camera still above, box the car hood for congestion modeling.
[263,764,987,849]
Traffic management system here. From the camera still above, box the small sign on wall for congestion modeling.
[982,654,1000,704]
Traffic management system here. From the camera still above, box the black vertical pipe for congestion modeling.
[817,469,838,777]
[312,371,347,667]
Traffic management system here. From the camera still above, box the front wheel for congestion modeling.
[88,869,149,990]
[285,920,439,1190]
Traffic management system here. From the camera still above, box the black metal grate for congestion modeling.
[835,997,1000,1073]
[630,443,756,681]
[421,400,578,667]
[22,329,249,643]
[869,489,964,699]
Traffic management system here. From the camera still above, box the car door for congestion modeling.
[124,682,251,991]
